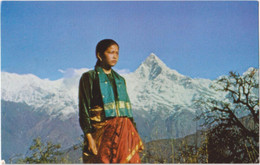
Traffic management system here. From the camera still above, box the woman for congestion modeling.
[78,39,144,163]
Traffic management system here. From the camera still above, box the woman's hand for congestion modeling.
[86,133,98,155]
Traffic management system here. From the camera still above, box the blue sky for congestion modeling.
[2,1,259,80]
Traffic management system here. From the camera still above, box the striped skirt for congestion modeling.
[83,117,144,163]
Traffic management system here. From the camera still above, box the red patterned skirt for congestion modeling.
[83,117,144,163]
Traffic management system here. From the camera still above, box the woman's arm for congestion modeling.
[86,133,97,155]
[79,73,93,135]
[79,73,98,155]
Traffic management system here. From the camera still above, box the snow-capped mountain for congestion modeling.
[2,69,83,119]
[125,53,214,116]
[1,53,213,120]
[1,53,258,162]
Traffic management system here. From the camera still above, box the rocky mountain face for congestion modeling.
[1,100,82,162]
[1,53,257,162]
[124,54,215,140]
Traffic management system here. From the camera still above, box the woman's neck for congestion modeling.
[100,63,112,74]
[102,67,112,74]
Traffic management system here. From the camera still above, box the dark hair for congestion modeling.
[95,39,119,66]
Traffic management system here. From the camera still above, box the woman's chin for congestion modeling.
[110,63,117,67]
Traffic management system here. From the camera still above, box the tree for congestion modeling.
[195,68,259,163]
[17,137,64,163]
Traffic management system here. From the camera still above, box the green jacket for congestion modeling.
[78,68,136,135]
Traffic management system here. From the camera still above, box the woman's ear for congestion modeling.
[97,53,102,61]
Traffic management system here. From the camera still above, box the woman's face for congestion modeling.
[101,44,119,67]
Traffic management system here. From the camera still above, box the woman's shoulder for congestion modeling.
[112,69,126,81]
[80,69,97,80]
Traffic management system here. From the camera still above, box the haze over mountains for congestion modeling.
[1,53,257,162]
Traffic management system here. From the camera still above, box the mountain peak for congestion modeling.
[147,53,159,60]
[143,53,166,67]
[134,53,169,80]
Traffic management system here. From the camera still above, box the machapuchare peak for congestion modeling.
[143,53,166,68]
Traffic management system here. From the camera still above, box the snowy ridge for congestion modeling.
[124,53,213,115]
[1,53,257,120]
[1,69,89,118]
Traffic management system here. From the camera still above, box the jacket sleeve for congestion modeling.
[79,73,93,135]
